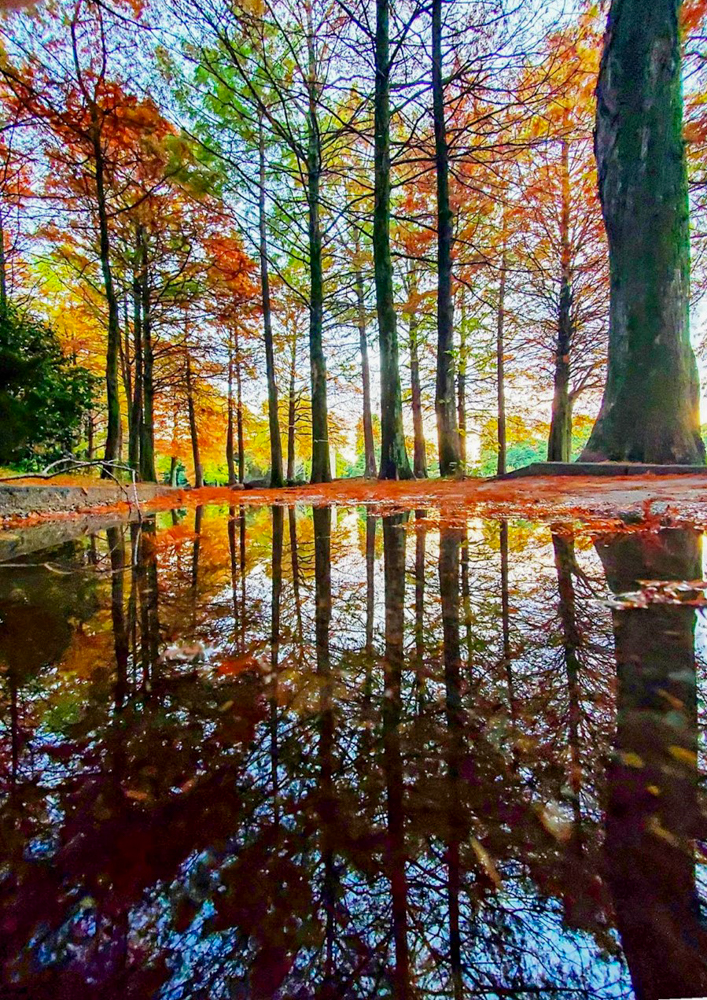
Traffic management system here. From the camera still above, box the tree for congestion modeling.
[374,0,413,480]
[431,0,460,476]
[0,305,96,465]
[582,0,705,464]
[0,0,160,473]
[511,18,609,463]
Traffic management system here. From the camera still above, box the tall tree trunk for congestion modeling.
[356,267,377,478]
[432,0,460,476]
[374,0,412,481]
[235,328,245,484]
[407,262,427,478]
[287,336,297,482]
[496,252,507,476]
[185,344,203,489]
[409,296,427,479]
[121,297,134,467]
[129,240,143,476]
[139,226,156,482]
[582,0,704,464]
[0,212,7,312]
[226,326,236,487]
[87,410,95,461]
[259,115,284,487]
[548,139,574,463]
[307,14,331,484]
[91,122,121,475]
[457,290,468,468]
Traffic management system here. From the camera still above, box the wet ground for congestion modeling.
[1,501,707,999]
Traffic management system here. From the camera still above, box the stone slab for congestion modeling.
[498,462,707,480]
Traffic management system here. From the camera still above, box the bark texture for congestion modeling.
[583,0,705,464]
[374,0,412,480]
[356,268,377,479]
[138,226,156,482]
[91,120,121,475]
[408,267,427,478]
[496,256,507,476]
[548,140,574,463]
[432,0,460,476]
[259,118,284,487]
[307,14,331,484]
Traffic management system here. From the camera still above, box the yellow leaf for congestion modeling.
[668,746,697,767]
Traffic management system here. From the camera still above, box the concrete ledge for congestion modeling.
[0,512,139,563]
[499,462,707,479]
[0,483,177,520]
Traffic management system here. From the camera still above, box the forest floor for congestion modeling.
[3,473,707,536]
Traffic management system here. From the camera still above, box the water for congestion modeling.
[1,503,707,1000]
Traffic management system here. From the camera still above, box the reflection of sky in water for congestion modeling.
[1,507,706,999]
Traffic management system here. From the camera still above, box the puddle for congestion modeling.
[1,503,706,999]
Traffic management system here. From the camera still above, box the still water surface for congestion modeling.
[2,504,707,1000]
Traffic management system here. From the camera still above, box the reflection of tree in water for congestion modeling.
[1,509,706,998]
[598,529,707,1000]
[0,538,99,801]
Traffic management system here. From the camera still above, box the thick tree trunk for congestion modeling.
[548,140,574,463]
[409,298,428,479]
[583,0,705,464]
[356,267,377,478]
[432,0,460,476]
[169,455,178,487]
[91,124,121,475]
[185,347,203,489]
[307,18,331,484]
[374,0,412,480]
[496,254,507,476]
[259,117,284,487]
[139,226,156,482]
